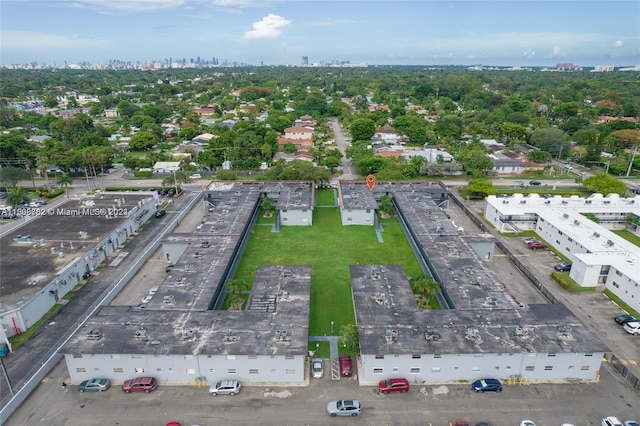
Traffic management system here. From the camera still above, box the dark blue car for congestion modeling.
[472,378,502,392]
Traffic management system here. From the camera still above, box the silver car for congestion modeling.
[311,359,324,378]
[209,379,241,396]
[326,399,361,417]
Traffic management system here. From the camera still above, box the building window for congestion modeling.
[209,368,214,374]
[454,367,459,371]
[73,354,83,358]
[347,217,352,221]
[156,368,162,372]
[187,369,195,375]
[375,354,384,359]
[434,354,442,359]
[495,366,500,370]
[548,353,556,357]
[431,367,441,373]
[93,368,100,372]
[168,368,173,373]
[228,369,237,374]
[506,366,511,370]
[613,282,619,288]
[249,369,259,374]
[132,354,142,359]
[585,353,593,357]
[544,366,553,371]
[285,369,295,375]
[113,368,124,373]
[185,355,194,360]
[285,355,295,360]
[410,367,421,374]
[248,355,257,360]
[134,368,144,374]
[412,354,421,359]
[76,368,86,373]
[227,355,236,360]
[373,368,384,374]
[581,365,590,371]
[111,354,120,360]
[471,367,480,372]
[392,367,399,373]
[525,366,535,371]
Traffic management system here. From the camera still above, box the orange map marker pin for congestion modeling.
[366,174,376,190]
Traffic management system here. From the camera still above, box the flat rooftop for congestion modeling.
[1,193,155,307]
[352,265,609,355]
[63,265,310,356]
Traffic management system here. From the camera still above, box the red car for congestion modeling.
[528,241,547,250]
[378,377,409,394]
[339,354,353,377]
[121,377,158,393]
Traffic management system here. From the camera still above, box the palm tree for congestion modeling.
[36,156,50,192]
[7,186,30,209]
[226,279,249,295]
[57,172,73,198]
[226,294,245,310]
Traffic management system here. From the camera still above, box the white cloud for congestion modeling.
[522,48,535,58]
[613,40,624,47]
[551,45,565,58]
[243,14,290,39]
[1,30,107,52]
[66,0,186,15]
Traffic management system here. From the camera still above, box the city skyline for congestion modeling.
[1,0,639,67]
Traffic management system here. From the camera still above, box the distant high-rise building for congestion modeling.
[302,56,309,66]
[556,63,573,70]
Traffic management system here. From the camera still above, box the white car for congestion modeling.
[520,422,536,426]
[141,295,153,304]
[623,321,640,335]
[602,417,624,426]
[149,287,158,295]
[189,174,202,179]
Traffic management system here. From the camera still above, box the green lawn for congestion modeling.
[233,190,423,336]
[612,229,640,246]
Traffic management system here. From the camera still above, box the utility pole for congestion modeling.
[626,146,638,177]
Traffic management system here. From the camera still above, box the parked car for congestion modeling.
[615,314,639,325]
[326,399,361,417]
[189,173,202,179]
[554,262,572,272]
[311,359,324,379]
[78,378,111,392]
[602,417,624,426]
[339,354,353,377]
[165,264,174,273]
[472,378,502,392]
[155,209,166,218]
[521,421,536,426]
[523,237,539,245]
[149,287,158,295]
[529,180,541,185]
[122,377,157,393]
[625,421,639,426]
[623,321,640,335]
[455,422,470,426]
[209,379,241,396]
[141,295,153,304]
[528,241,547,250]
[378,377,409,394]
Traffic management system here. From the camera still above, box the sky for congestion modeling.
[1,0,639,67]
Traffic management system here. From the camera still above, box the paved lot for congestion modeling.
[5,358,639,426]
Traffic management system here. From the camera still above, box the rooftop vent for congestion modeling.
[562,213,569,219]
[274,329,291,342]
[424,327,440,341]
[556,326,573,340]
[520,200,526,204]
[485,296,497,305]
[370,269,381,279]
[86,328,102,340]
[592,232,600,238]
[606,240,614,247]
[385,329,399,343]
[465,328,482,343]
[181,329,196,341]
[223,329,238,343]
[134,328,149,341]
[585,200,592,204]
[572,219,580,226]
[163,295,175,306]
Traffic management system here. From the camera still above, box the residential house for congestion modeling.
[152,161,182,174]
[488,152,523,175]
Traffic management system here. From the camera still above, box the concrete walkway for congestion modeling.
[308,335,340,358]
